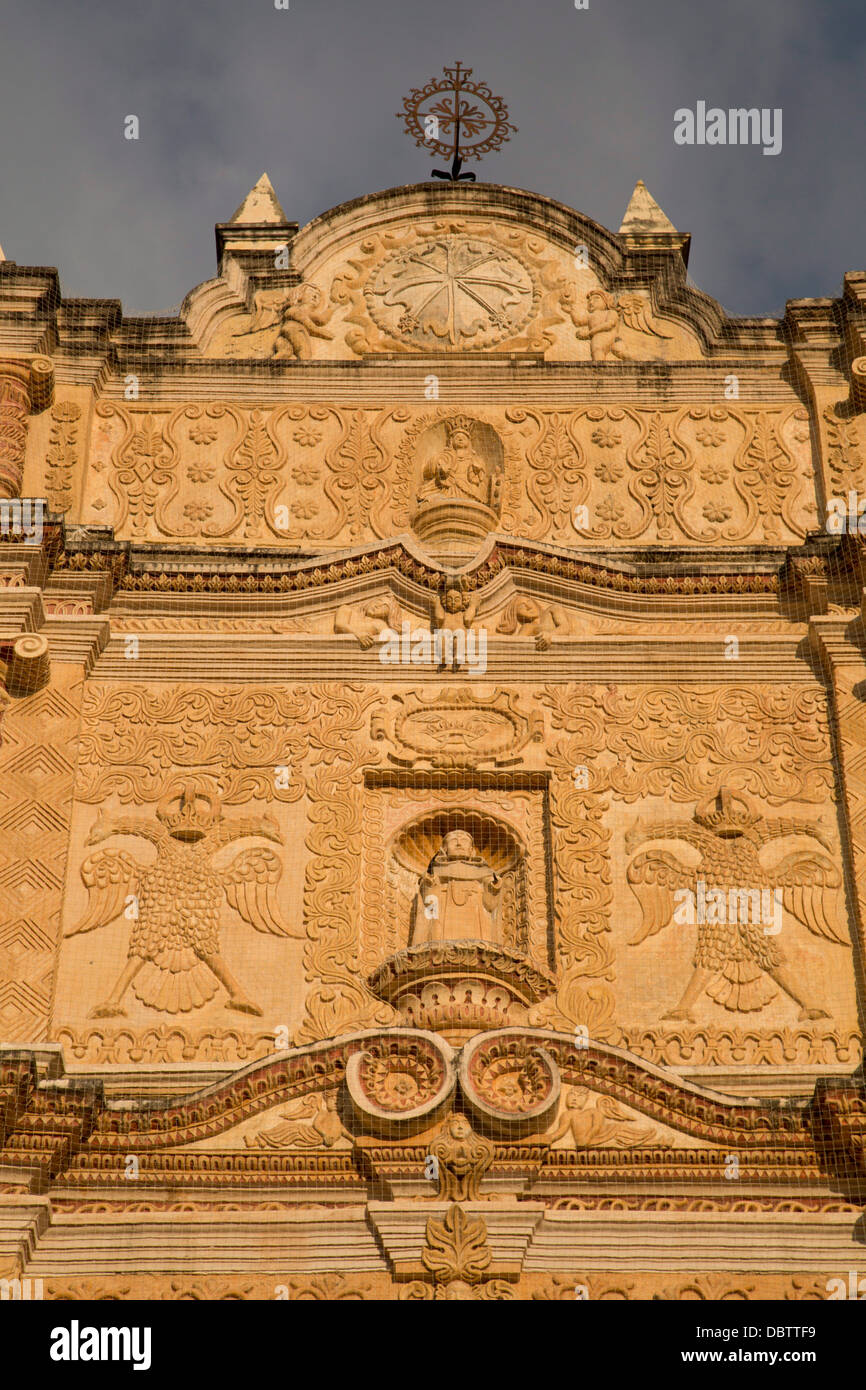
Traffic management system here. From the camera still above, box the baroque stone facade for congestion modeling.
[1,173,865,1300]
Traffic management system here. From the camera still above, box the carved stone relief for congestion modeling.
[81,402,817,548]
[360,783,551,976]
[538,683,858,1064]
[0,670,83,1043]
[44,400,82,514]
[625,787,849,1023]
[51,679,857,1067]
[66,780,299,1019]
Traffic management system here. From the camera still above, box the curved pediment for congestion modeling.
[188,181,731,361]
[66,1028,810,1152]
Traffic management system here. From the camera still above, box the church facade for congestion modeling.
[0,172,865,1300]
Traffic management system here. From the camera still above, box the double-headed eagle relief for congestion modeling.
[625,788,849,1022]
[66,782,298,1018]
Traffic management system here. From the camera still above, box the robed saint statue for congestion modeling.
[411,830,503,945]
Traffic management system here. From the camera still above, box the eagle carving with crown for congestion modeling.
[66,781,300,1018]
[625,787,850,1021]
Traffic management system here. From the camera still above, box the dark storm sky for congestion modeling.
[1,0,863,317]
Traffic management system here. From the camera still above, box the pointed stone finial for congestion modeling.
[619,180,677,235]
[216,174,297,265]
[229,173,288,225]
[0,244,6,261]
[618,180,690,266]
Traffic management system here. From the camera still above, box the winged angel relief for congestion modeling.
[226,283,335,359]
[561,287,671,361]
[65,783,299,1018]
[625,789,850,1022]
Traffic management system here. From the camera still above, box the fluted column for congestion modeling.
[0,355,54,500]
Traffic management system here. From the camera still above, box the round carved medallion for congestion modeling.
[345,1034,456,1132]
[365,238,536,349]
[460,1033,560,1130]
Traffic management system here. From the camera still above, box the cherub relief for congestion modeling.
[496,596,572,649]
[625,787,849,1022]
[334,598,401,649]
[431,585,479,631]
[229,283,334,359]
[561,286,670,361]
[244,1092,351,1150]
[66,783,298,1018]
[531,1087,659,1148]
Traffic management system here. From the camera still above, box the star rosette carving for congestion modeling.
[459,1033,561,1132]
[366,237,535,349]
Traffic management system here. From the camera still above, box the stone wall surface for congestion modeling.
[1,178,865,1300]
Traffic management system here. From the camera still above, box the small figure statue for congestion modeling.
[428,1114,494,1200]
[412,829,503,946]
[431,585,479,632]
[418,418,490,505]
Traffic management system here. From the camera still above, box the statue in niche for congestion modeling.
[417,416,491,506]
[411,830,504,946]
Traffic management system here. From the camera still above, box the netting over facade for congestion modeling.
[0,172,864,1300]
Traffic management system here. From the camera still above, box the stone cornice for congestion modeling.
[0,1029,829,1157]
[53,527,790,598]
[30,526,866,669]
[86,633,814,684]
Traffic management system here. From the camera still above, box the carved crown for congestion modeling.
[156,783,222,841]
[444,414,479,441]
[694,787,759,837]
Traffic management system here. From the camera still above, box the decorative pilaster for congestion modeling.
[0,355,54,500]
[810,608,866,975]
